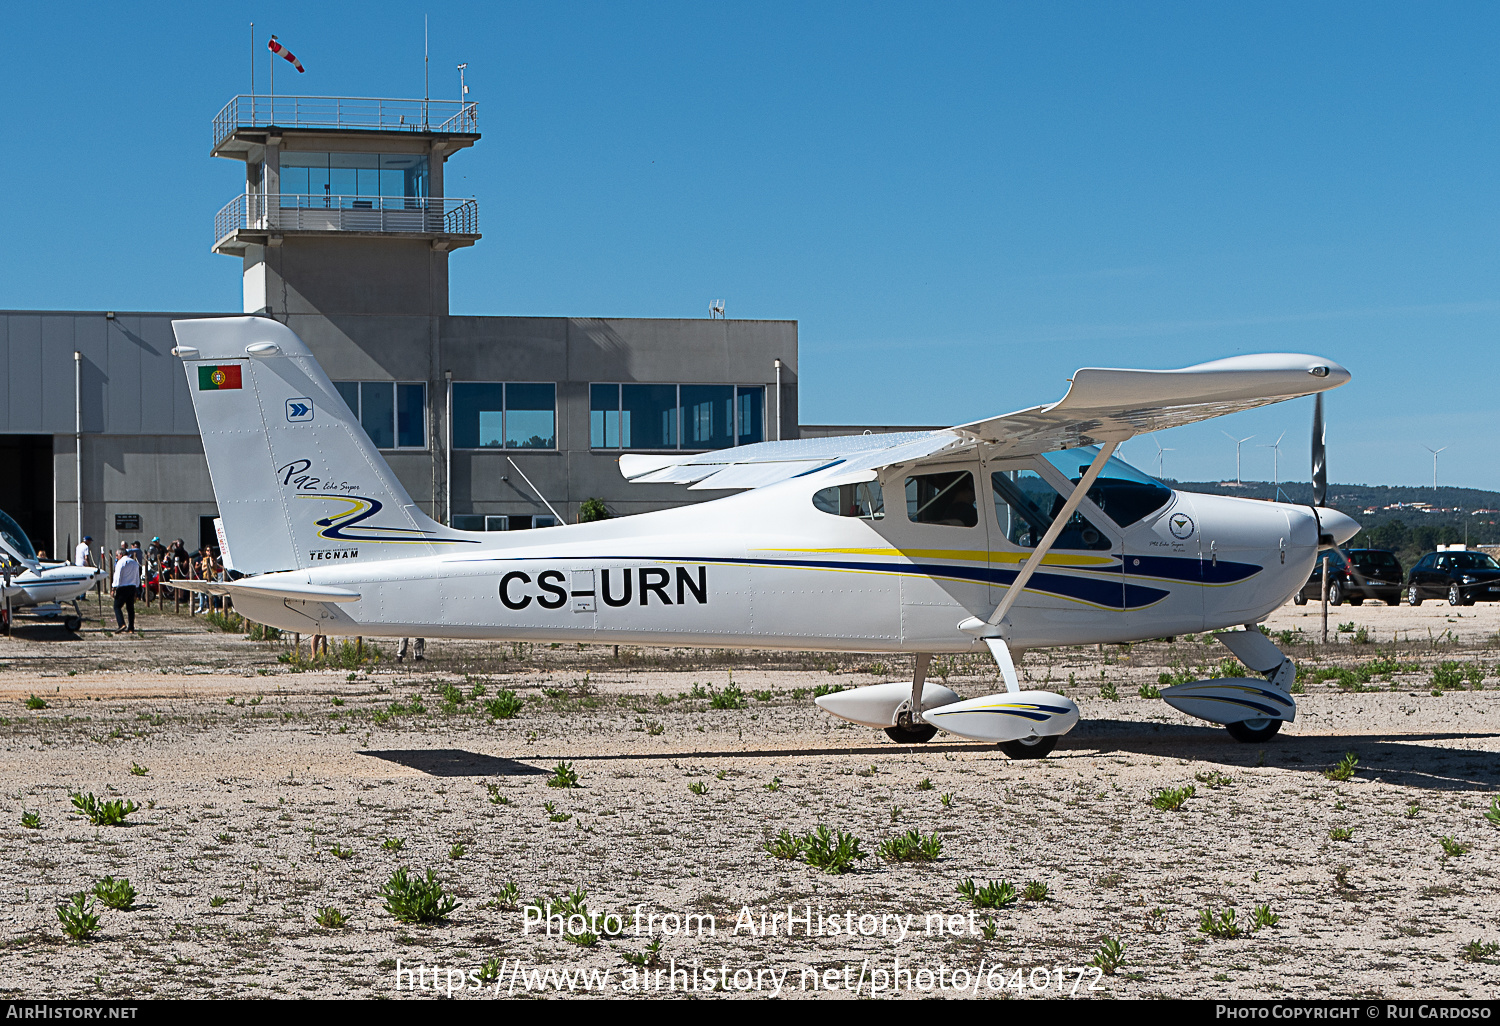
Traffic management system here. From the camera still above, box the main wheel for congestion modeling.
[1407,584,1422,607]
[1226,718,1282,743]
[1327,582,1343,606]
[998,735,1058,760]
[884,723,938,744]
[63,616,82,632]
[1449,584,1464,607]
[1292,592,1307,606]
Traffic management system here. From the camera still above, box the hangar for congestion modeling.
[0,94,801,558]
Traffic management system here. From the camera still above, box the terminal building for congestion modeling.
[0,95,802,559]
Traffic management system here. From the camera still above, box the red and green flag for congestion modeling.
[197,365,243,391]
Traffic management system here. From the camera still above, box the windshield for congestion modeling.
[0,509,37,562]
[1041,447,1173,527]
[1451,552,1500,571]
[1350,551,1400,570]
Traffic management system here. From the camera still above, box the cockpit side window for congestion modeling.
[812,482,885,520]
[1040,447,1172,527]
[905,471,977,527]
[992,470,1111,550]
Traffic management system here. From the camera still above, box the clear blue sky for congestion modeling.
[2,3,1497,490]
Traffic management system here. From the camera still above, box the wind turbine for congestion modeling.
[1259,431,1287,498]
[1151,435,1176,479]
[1425,445,1448,491]
[1222,431,1255,487]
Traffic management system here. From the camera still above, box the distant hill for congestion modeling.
[1164,479,1500,566]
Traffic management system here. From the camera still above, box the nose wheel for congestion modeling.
[1225,718,1282,743]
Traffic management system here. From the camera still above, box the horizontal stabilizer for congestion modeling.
[170,578,362,603]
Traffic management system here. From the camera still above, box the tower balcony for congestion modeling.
[212,95,478,155]
[212,193,480,255]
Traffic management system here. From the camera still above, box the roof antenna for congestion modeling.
[423,14,430,128]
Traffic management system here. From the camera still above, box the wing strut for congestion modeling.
[959,440,1121,689]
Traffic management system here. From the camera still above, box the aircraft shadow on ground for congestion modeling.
[358,749,551,778]
[4,625,83,642]
[359,727,1500,791]
[1072,720,1500,791]
[522,723,1500,792]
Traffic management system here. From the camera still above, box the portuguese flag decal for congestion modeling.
[197,365,243,391]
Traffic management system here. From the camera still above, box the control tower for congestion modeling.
[210,94,480,321]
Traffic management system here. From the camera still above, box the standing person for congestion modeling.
[397,638,426,662]
[193,549,213,614]
[74,536,95,568]
[112,544,141,635]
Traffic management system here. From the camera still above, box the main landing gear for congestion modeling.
[884,721,938,744]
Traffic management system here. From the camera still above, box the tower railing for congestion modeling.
[214,193,480,245]
[213,96,478,148]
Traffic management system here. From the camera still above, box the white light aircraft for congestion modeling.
[168,316,1358,758]
[0,510,105,633]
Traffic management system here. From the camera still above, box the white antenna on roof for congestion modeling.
[708,299,725,319]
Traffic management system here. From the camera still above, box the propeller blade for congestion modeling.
[1311,393,1327,507]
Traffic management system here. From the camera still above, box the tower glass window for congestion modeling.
[277,152,430,204]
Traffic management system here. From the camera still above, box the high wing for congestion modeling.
[621,353,1349,490]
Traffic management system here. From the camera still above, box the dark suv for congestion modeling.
[1292,549,1403,606]
[1406,550,1500,606]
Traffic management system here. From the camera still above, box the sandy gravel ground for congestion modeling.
[0,597,1497,1000]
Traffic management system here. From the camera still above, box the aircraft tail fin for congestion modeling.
[171,316,479,574]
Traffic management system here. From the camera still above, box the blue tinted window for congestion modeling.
[333,381,360,418]
[453,383,555,450]
[396,383,426,448]
[622,385,678,449]
[591,384,620,448]
[359,382,395,449]
[736,386,764,444]
[453,383,506,449]
[1041,447,1172,527]
[681,385,734,449]
[505,383,556,449]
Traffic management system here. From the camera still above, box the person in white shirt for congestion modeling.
[112,545,141,634]
[74,536,95,568]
